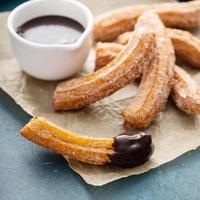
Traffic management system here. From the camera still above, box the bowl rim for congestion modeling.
[7,0,93,50]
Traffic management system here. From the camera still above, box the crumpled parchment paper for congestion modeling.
[1,0,200,186]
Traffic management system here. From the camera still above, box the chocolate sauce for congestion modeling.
[17,16,84,45]
[108,132,153,168]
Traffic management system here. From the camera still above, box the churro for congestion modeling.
[117,28,200,69]
[20,117,153,168]
[53,14,156,111]
[172,66,200,115]
[95,42,124,70]
[94,0,200,41]
[122,11,175,128]
[95,42,200,116]
[95,42,123,69]
[167,28,200,69]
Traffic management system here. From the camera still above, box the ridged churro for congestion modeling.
[20,117,153,168]
[122,11,175,128]
[95,42,200,116]
[94,0,200,41]
[117,28,200,69]
[95,42,124,69]
[53,14,156,111]
[172,66,200,115]
[95,42,124,71]
[167,28,200,69]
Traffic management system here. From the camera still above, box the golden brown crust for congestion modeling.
[122,11,175,128]
[95,41,200,116]
[95,42,123,69]
[94,1,200,41]
[53,18,156,111]
[20,117,113,165]
[95,42,124,70]
[20,117,154,167]
[117,29,200,69]
[172,66,200,115]
[117,31,133,45]
[167,28,200,69]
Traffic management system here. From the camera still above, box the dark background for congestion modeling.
[0,1,200,199]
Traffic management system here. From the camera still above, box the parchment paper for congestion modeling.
[1,0,200,186]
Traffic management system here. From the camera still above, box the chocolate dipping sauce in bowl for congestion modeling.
[7,0,93,80]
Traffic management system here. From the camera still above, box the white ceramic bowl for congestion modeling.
[7,0,93,81]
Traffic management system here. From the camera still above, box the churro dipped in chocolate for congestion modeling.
[20,117,153,168]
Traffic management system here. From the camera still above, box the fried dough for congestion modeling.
[117,28,200,69]
[94,0,200,41]
[172,66,200,115]
[122,11,175,128]
[53,14,156,111]
[20,117,153,168]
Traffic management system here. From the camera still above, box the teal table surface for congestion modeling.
[1,1,200,200]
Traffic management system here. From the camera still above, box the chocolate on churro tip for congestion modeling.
[108,132,153,168]
[20,117,153,168]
